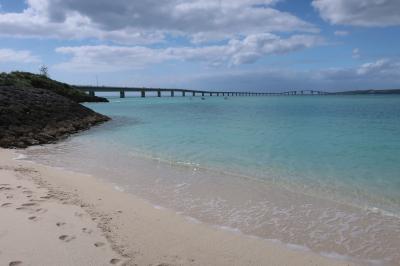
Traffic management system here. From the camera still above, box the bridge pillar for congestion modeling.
[120,90,125,98]
[182,91,186,97]
[202,92,205,96]
[171,91,175,97]
[209,92,212,96]
[141,90,145,98]
[89,91,95,97]
[157,90,161,97]
[217,92,219,96]
[192,91,195,96]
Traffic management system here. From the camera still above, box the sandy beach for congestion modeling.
[0,148,354,266]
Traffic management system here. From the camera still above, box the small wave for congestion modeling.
[113,184,125,192]
[13,153,27,160]
[153,205,165,210]
[184,216,201,224]
[364,206,400,219]
[320,251,383,266]
[214,225,242,234]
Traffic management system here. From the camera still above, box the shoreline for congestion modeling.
[0,148,356,266]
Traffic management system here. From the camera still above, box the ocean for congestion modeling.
[21,95,400,265]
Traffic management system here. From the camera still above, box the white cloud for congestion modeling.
[334,30,349,36]
[0,6,164,45]
[352,48,360,59]
[312,0,400,27]
[356,58,400,76]
[319,58,400,81]
[54,34,323,72]
[0,0,318,44]
[0,48,39,64]
[182,58,400,91]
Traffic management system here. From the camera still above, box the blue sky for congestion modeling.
[0,0,400,92]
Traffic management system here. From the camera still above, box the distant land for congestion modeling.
[333,89,400,95]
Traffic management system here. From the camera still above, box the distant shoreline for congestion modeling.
[333,89,400,95]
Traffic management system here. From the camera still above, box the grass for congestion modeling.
[0,71,107,103]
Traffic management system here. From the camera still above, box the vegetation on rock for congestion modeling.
[0,71,108,103]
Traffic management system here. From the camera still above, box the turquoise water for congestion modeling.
[23,95,400,264]
[90,95,400,213]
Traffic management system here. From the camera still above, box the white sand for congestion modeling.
[0,148,355,266]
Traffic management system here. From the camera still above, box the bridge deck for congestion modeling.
[74,86,330,98]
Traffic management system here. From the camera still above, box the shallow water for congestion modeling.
[22,95,400,265]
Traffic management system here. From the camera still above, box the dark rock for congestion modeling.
[0,86,110,148]
[0,71,108,103]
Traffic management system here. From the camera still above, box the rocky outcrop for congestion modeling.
[0,86,110,148]
[0,71,108,103]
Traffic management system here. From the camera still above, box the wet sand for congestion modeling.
[0,148,354,266]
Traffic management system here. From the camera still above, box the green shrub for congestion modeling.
[0,71,107,103]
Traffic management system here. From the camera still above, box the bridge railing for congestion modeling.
[74,85,331,98]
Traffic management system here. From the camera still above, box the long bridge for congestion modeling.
[75,86,330,98]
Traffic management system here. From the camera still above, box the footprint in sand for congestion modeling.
[74,212,85,218]
[1,203,12,207]
[28,216,37,221]
[56,222,66,227]
[21,202,38,207]
[59,235,76,242]
[110,258,121,264]
[82,227,93,234]
[9,261,22,266]
[94,242,105,247]
[0,186,12,191]
[35,208,47,214]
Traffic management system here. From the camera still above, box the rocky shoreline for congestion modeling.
[0,84,110,148]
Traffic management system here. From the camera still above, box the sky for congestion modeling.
[0,0,400,92]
